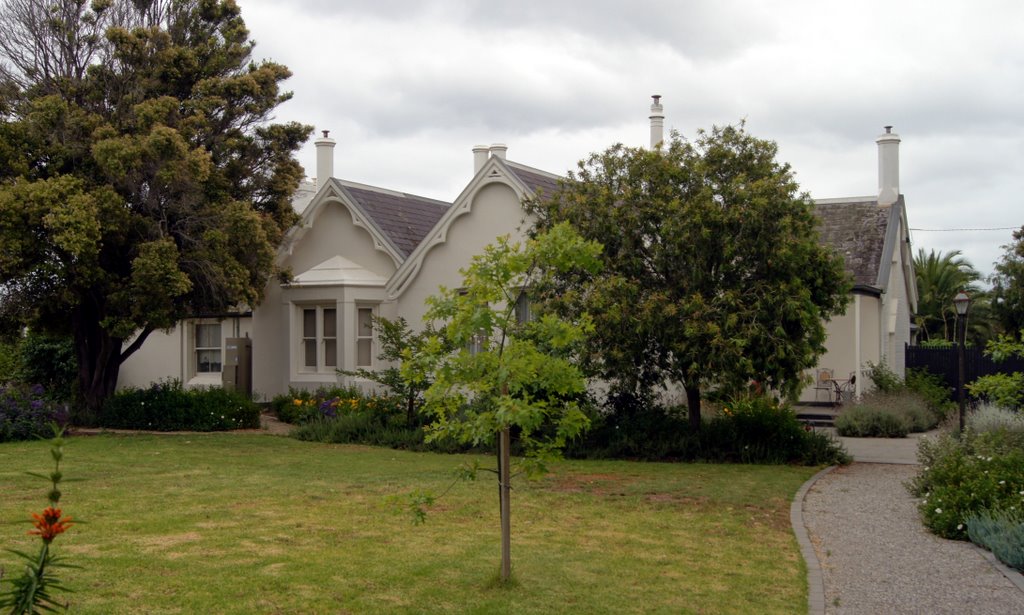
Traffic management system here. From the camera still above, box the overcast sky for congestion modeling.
[239,0,1023,280]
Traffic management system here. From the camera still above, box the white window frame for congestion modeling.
[298,304,338,374]
[194,321,222,375]
[355,305,376,368]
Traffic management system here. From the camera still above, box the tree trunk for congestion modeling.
[685,385,702,432]
[71,298,154,423]
[499,425,512,582]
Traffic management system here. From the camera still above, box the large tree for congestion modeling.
[991,226,1024,339]
[0,0,311,414]
[528,125,850,429]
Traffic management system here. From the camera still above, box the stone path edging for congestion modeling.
[791,465,836,615]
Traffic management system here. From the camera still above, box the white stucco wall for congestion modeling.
[397,181,530,328]
[117,315,253,391]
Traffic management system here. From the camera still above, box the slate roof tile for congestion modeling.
[341,184,450,259]
[814,199,890,288]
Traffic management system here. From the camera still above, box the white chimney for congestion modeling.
[315,130,336,190]
[489,143,507,160]
[877,125,900,206]
[473,144,489,173]
[649,94,664,149]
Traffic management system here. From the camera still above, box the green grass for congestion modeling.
[0,434,818,614]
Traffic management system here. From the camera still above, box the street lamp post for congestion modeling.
[953,291,971,435]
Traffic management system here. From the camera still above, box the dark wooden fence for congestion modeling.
[905,343,1024,398]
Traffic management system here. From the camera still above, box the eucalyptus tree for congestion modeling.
[529,125,850,429]
[0,0,311,414]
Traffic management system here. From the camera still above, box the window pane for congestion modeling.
[357,339,371,366]
[197,349,221,373]
[304,339,317,368]
[303,309,316,338]
[325,339,337,367]
[515,293,532,324]
[196,323,220,348]
[323,308,336,338]
[358,308,373,336]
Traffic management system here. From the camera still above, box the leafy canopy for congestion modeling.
[405,221,603,465]
[529,125,850,426]
[991,226,1024,339]
[0,0,311,411]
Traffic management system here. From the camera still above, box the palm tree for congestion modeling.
[913,249,988,343]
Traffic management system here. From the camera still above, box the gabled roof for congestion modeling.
[504,161,562,199]
[281,179,451,268]
[814,197,895,292]
[339,181,450,259]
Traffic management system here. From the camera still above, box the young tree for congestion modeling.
[405,222,602,582]
[340,316,451,427]
[991,226,1024,340]
[528,126,850,429]
[0,0,311,415]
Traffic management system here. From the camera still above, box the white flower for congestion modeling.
[923,499,928,505]
[1000,480,1006,485]
[957,524,964,530]
[935,508,943,514]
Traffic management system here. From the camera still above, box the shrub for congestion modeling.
[834,389,941,438]
[905,368,955,420]
[15,333,78,403]
[910,430,1024,540]
[99,380,260,431]
[566,394,849,465]
[865,360,903,392]
[966,509,1024,572]
[0,383,70,442]
[969,372,1024,411]
[270,386,403,425]
[835,406,909,437]
[968,403,1024,436]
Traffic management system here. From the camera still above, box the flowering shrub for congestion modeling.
[910,430,1024,540]
[272,386,402,425]
[99,380,260,431]
[0,383,69,442]
[0,426,76,613]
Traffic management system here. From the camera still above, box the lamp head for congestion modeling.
[953,291,971,316]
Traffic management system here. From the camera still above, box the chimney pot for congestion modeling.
[876,126,901,206]
[489,143,508,160]
[314,130,337,191]
[649,94,665,149]
[473,144,489,173]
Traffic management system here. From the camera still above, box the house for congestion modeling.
[799,127,918,403]
[118,99,917,403]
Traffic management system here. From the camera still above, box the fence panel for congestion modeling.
[905,344,1024,400]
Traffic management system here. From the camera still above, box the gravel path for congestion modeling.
[802,463,1024,614]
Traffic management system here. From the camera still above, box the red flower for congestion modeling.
[29,506,73,543]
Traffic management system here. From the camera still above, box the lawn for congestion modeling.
[0,433,817,614]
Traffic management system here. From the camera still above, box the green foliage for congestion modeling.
[528,124,850,428]
[0,426,76,614]
[340,317,452,426]
[13,333,78,403]
[98,380,260,431]
[834,390,938,438]
[0,383,69,443]
[865,360,903,392]
[991,226,1024,338]
[913,249,990,344]
[966,509,1024,571]
[905,368,955,419]
[969,333,1024,410]
[835,405,909,438]
[910,427,1024,540]
[918,339,955,349]
[408,222,602,463]
[0,0,312,413]
[566,395,849,465]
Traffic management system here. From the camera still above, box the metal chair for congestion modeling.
[814,368,834,402]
